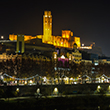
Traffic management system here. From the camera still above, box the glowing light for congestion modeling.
[1,36,4,39]
[1,76,3,79]
[54,54,57,59]
[43,77,47,82]
[69,55,71,60]
[54,88,58,92]
[108,85,110,89]
[70,78,73,80]
[37,88,40,93]
[78,46,92,49]
[61,55,65,59]
[74,37,81,47]
[15,81,17,83]
[16,88,19,92]
[74,82,77,84]
[30,80,33,84]
[97,85,101,89]
[25,81,27,84]
[82,44,84,46]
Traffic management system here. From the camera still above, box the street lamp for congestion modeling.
[37,88,40,94]
[1,36,4,39]
[97,85,101,92]
[54,87,58,95]
[30,80,33,85]
[16,88,19,92]
[16,88,19,97]
[108,85,110,93]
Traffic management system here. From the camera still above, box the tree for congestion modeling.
[69,62,79,82]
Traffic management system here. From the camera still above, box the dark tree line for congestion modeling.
[0,57,110,81]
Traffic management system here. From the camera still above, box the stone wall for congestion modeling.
[0,83,110,96]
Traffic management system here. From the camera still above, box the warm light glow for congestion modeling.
[82,44,84,46]
[43,77,47,82]
[16,88,19,92]
[43,11,52,44]
[78,46,92,49]
[37,88,40,93]
[74,37,81,47]
[54,54,57,59]
[30,80,33,84]
[15,81,17,83]
[9,34,37,41]
[70,78,73,80]
[108,85,110,89]
[9,11,81,49]
[61,55,65,59]
[1,75,4,79]
[1,36,4,39]
[25,81,27,84]
[54,87,58,92]
[69,55,71,60]
[62,30,72,39]
[97,85,101,89]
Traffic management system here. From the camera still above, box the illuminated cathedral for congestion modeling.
[9,11,81,48]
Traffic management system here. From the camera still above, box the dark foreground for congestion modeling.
[0,95,110,110]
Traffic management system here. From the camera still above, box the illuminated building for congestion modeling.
[53,30,73,48]
[66,43,82,64]
[9,11,81,49]
[72,43,82,64]
[43,11,52,44]
[78,42,96,50]
[9,34,37,41]
[73,37,81,48]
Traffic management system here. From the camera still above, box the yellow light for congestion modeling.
[25,81,27,84]
[16,88,19,92]
[69,55,71,60]
[66,35,69,38]
[30,80,33,84]
[61,42,63,45]
[37,88,40,93]
[97,85,101,89]
[61,55,65,59]
[1,36,4,39]
[54,88,58,92]
[82,44,84,46]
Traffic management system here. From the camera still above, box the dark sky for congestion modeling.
[0,0,110,56]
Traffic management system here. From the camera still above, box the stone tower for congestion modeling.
[43,11,52,44]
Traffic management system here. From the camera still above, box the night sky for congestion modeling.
[0,0,110,56]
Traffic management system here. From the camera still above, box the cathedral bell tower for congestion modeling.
[43,11,52,44]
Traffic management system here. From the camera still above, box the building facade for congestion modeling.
[9,11,81,49]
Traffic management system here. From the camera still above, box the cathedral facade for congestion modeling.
[9,11,81,48]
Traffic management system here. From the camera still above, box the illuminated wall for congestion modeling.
[53,36,69,48]
[43,11,52,44]
[9,11,81,49]
[9,34,36,41]
[9,34,17,41]
[62,30,73,39]
[52,30,74,48]
[74,37,81,48]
